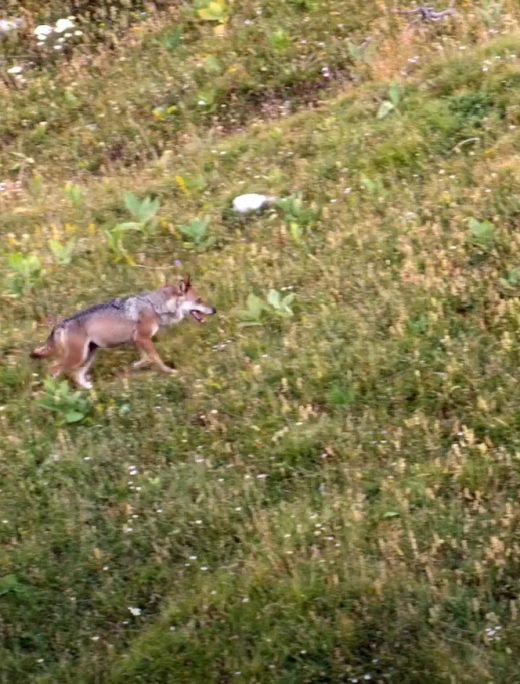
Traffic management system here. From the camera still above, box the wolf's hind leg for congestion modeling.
[58,334,93,388]
[71,342,98,390]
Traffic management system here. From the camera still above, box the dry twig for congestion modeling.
[396,4,457,24]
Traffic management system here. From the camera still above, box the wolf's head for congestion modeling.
[164,276,216,323]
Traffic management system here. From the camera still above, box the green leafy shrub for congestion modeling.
[36,377,92,424]
[4,252,42,296]
[377,84,401,119]
[468,217,496,250]
[178,217,215,250]
[276,194,321,243]
[49,238,76,265]
[239,289,296,326]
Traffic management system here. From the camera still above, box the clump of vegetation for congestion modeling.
[4,252,42,296]
[36,377,92,424]
[178,217,214,250]
[239,289,296,326]
[49,237,76,265]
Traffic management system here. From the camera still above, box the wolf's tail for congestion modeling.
[30,330,58,359]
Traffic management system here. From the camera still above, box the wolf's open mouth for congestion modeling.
[190,310,206,323]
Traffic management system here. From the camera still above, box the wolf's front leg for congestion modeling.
[135,310,175,374]
[132,350,152,370]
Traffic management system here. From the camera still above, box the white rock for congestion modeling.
[34,24,54,39]
[232,193,277,214]
[55,18,75,33]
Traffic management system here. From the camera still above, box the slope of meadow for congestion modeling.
[2,1,520,682]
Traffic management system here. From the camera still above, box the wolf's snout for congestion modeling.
[210,307,217,315]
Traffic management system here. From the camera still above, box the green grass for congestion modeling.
[3,1,520,682]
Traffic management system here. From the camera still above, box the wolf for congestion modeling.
[30,276,216,389]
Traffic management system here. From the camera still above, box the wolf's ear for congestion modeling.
[178,275,191,294]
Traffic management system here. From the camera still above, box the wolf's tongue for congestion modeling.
[191,311,205,323]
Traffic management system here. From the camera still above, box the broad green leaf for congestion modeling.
[124,192,142,219]
[204,55,222,73]
[377,100,395,120]
[290,222,303,243]
[0,574,20,596]
[162,26,182,50]
[267,289,282,309]
[7,252,24,270]
[115,222,143,231]
[382,511,401,520]
[269,29,292,53]
[388,84,401,107]
[246,293,264,317]
[197,0,228,22]
[65,410,86,423]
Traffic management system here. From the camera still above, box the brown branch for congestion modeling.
[396,4,457,23]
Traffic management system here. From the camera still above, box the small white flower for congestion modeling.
[74,30,83,36]
[7,65,23,75]
[91,635,100,642]
[128,606,141,617]
[53,44,63,51]
[55,18,75,33]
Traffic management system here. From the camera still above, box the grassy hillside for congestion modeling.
[3,1,520,682]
